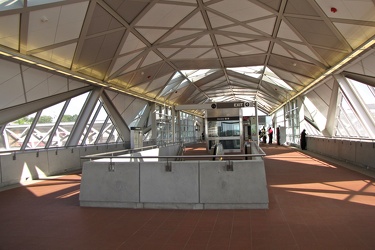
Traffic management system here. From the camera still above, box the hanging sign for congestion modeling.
[215,102,252,109]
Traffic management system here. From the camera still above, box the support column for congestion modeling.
[322,78,340,137]
[177,111,181,143]
[255,101,259,145]
[20,110,42,150]
[172,106,176,143]
[150,103,157,143]
[100,90,131,142]
[66,88,103,146]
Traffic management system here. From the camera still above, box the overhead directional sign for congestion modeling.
[175,102,253,110]
[215,102,253,109]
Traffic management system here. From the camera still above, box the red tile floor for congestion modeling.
[1,144,375,249]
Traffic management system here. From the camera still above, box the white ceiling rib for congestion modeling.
[0,0,375,115]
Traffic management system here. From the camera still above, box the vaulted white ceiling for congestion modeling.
[1,0,375,115]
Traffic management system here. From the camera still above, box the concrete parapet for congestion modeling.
[307,137,374,170]
[79,157,269,209]
[0,143,127,188]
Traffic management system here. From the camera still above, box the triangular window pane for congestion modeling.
[0,0,23,11]
[27,0,63,7]
[129,104,147,128]
[1,113,37,151]
[80,101,106,145]
[335,90,370,138]
[25,102,66,149]
[347,78,375,118]
[182,69,217,82]
[57,92,90,147]
[228,66,263,78]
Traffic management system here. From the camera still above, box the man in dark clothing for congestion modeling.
[300,129,307,150]
[261,126,266,143]
[276,126,280,145]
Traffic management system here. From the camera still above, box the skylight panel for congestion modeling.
[171,71,183,80]
[160,72,189,97]
[0,0,23,10]
[228,66,263,79]
[262,68,293,90]
[178,79,190,89]
[181,69,215,82]
[229,66,292,90]
[27,0,63,7]
[210,96,232,103]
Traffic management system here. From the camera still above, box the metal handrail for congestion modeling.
[81,141,266,161]
[83,144,159,158]
[307,135,375,142]
[81,153,266,161]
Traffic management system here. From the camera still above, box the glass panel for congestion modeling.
[27,0,63,7]
[221,121,240,136]
[263,67,293,90]
[221,139,241,150]
[58,92,89,146]
[335,94,369,138]
[0,0,23,11]
[128,104,147,128]
[336,120,348,137]
[178,111,196,143]
[208,121,240,137]
[228,66,263,78]
[304,121,322,136]
[156,104,174,144]
[25,102,65,149]
[80,102,103,145]
[181,69,215,82]
[108,127,122,143]
[348,78,375,118]
[0,126,6,150]
[2,113,37,150]
[97,119,114,144]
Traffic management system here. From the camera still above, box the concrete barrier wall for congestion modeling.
[200,160,268,209]
[158,144,180,158]
[0,143,129,188]
[307,137,375,170]
[79,159,269,210]
[0,150,49,187]
[140,161,200,208]
[79,162,140,208]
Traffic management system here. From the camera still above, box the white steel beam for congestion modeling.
[66,88,103,146]
[100,91,131,142]
[322,78,340,137]
[334,74,375,138]
[0,86,93,126]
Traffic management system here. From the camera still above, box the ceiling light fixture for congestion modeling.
[13,56,35,64]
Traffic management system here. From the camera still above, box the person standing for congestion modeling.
[300,129,307,150]
[261,126,266,143]
[276,126,280,145]
[268,127,273,144]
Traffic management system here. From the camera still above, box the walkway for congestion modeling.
[0,144,374,249]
